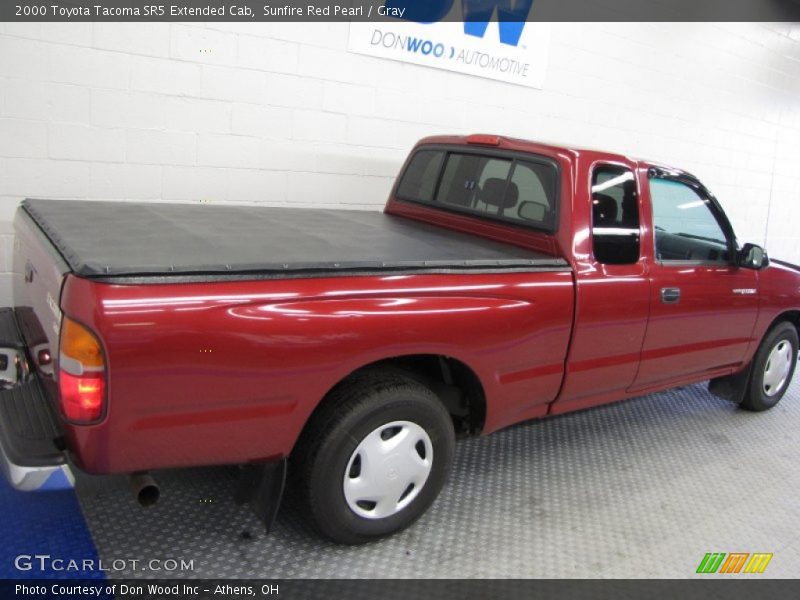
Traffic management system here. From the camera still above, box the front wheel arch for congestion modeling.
[740,321,798,411]
[764,310,800,344]
[711,318,798,409]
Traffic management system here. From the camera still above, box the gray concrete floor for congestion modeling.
[75,370,800,578]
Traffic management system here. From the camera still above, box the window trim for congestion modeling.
[394,144,561,234]
[589,162,641,265]
[647,168,738,267]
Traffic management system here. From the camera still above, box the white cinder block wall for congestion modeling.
[1,22,799,304]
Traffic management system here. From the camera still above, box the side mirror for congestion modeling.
[738,243,768,270]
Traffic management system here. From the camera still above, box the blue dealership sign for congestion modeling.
[385,0,534,46]
[348,1,549,88]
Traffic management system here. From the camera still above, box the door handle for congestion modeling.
[661,287,681,304]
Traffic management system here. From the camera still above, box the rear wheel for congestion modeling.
[740,321,798,412]
[292,370,455,544]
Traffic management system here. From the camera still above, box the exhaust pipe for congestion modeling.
[130,473,160,507]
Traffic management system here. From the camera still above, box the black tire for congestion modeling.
[292,369,455,544]
[740,321,798,412]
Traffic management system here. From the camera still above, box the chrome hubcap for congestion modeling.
[763,340,793,397]
[343,420,433,520]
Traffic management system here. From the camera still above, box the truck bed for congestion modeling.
[22,199,566,280]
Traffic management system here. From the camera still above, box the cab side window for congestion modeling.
[591,166,640,265]
[650,178,730,263]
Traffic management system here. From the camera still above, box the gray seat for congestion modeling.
[480,178,519,215]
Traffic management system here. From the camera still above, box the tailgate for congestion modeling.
[0,208,73,490]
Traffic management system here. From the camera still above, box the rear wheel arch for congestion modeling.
[294,354,487,454]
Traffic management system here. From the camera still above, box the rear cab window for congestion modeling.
[395,146,559,232]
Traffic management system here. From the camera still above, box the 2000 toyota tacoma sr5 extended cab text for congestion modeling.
[2,135,799,543]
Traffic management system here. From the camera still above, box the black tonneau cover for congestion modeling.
[22,199,566,279]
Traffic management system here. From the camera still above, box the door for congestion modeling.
[631,173,759,390]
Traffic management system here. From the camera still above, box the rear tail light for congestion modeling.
[59,317,106,423]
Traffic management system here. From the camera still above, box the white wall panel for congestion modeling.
[0,21,798,300]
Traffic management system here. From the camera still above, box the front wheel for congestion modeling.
[740,321,798,412]
[292,370,455,544]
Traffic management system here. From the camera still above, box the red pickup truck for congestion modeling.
[2,134,798,544]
